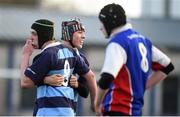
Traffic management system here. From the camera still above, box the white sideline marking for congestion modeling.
[0,68,20,79]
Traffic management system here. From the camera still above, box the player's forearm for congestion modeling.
[83,70,97,110]
[21,54,30,73]
[86,72,97,101]
[89,78,97,112]
[95,87,108,107]
[44,75,54,85]
[146,71,167,89]
[20,54,34,88]
[89,79,97,102]
[44,75,63,86]
[95,73,112,109]
[146,62,174,90]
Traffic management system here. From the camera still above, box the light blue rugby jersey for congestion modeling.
[24,42,89,116]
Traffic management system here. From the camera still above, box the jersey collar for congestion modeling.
[110,23,132,38]
[74,48,80,56]
[41,41,61,52]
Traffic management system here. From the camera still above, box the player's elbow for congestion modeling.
[21,82,27,88]
[20,77,34,88]
[160,62,174,75]
[21,82,31,88]
[90,72,95,79]
[88,70,95,79]
[83,70,95,80]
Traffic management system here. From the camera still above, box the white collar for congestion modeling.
[41,41,61,52]
[74,48,80,56]
[110,23,132,38]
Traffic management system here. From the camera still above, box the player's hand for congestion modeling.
[69,75,79,88]
[44,74,64,86]
[22,39,34,56]
[95,104,103,116]
[90,102,95,112]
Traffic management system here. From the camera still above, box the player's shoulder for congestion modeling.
[109,34,128,51]
[61,44,77,53]
[79,51,89,66]
[110,30,130,44]
[44,44,76,54]
[79,51,86,59]
[33,53,41,62]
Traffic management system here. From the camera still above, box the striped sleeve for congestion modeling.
[152,45,174,74]
[24,52,51,85]
[101,42,127,78]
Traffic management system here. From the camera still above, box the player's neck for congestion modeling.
[61,40,73,48]
[110,23,132,38]
[41,40,56,49]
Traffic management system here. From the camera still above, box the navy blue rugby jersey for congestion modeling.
[73,50,90,114]
[24,42,89,116]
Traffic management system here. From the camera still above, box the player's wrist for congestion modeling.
[22,52,32,57]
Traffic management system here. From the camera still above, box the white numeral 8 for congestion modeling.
[138,43,149,72]
[62,59,70,86]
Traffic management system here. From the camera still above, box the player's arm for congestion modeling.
[44,74,64,86]
[75,76,89,98]
[146,46,174,89]
[81,69,97,110]
[74,53,90,98]
[96,49,125,115]
[146,71,167,89]
[95,73,113,116]
[95,43,126,115]
[22,49,52,88]
[20,39,35,88]
[21,54,35,88]
[74,51,97,111]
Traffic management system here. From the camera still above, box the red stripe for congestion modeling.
[110,65,132,115]
[152,62,165,71]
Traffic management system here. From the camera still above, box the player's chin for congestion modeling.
[77,45,82,49]
[76,44,82,49]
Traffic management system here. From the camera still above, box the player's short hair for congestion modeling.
[99,3,127,38]
[31,19,54,49]
[61,18,85,41]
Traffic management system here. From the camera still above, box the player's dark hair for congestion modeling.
[31,19,54,49]
[99,3,127,38]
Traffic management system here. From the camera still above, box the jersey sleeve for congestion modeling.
[24,52,52,85]
[74,55,90,76]
[152,45,173,74]
[101,42,127,78]
[76,76,89,98]
[80,53,90,67]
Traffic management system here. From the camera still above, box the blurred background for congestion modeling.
[0,0,180,116]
